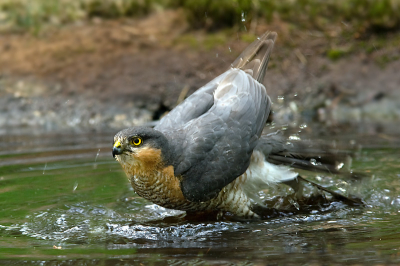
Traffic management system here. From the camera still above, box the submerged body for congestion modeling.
[113,32,354,218]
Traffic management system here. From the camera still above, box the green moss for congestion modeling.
[173,32,230,50]
[327,49,346,61]
[174,34,200,49]
[240,33,257,43]
[0,0,156,33]
[203,33,227,50]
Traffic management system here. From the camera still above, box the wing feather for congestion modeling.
[156,32,276,202]
[155,71,231,132]
[173,70,271,202]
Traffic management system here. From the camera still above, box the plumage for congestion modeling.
[112,31,360,219]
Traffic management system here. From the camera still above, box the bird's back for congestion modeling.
[154,32,277,203]
[155,31,276,133]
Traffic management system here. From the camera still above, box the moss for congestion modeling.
[173,32,229,51]
[327,49,347,61]
[0,0,156,33]
[203,33,228,50]
[174,34,200,49]
[240,33,257,43]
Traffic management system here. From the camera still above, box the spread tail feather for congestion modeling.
[255,132,367,180]
[231,31,277,83]
[295,175,364,206]
[254,132,366,206]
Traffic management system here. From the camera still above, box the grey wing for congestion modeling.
[156,31,277,132]
[155,71,231,132]
[171,69,271,202]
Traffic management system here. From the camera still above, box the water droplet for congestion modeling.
[73,182,78,192]
[288,197,300,210]
[299,123,307,129]
[43,163,47,174]
[95,149,100,162]
[289,101,298,112]
[289,135,301,141]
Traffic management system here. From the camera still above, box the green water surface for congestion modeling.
[0,132,399,265]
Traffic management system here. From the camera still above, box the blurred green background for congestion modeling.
[1,0,400,34]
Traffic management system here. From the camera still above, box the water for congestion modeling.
[0,131,399,265]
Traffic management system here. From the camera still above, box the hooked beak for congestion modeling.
[112,140,123,158]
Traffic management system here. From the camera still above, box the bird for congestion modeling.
[112,31,361,219]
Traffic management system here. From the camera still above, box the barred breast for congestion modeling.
[129,169,257,218]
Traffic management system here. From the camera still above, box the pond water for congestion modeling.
[0,130,399,265]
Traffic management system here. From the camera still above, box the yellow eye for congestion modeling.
[130,137,142,146]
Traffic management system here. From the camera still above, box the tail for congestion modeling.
[256,132,366,179]
[254,132,366,206]
[231,31,277,83]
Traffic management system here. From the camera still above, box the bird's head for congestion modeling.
[112,127,172,171]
